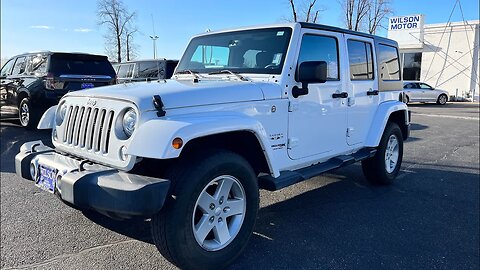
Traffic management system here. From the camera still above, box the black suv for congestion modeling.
[112,59,178,83]
[0,52,116,129]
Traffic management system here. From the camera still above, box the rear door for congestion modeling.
[345,35,379,146]
[48,53,115,91]
[287,30,348,160]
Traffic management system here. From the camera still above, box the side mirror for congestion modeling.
[292,61,327,98]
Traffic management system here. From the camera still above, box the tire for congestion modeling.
[18,97,39,130]
[437,94,448,105]
[151,150,259,270]
[362,122,403,185]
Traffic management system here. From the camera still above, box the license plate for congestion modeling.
[81,83,95,89]
[35,165,57,194]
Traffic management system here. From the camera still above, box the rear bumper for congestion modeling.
[15,141,170,218]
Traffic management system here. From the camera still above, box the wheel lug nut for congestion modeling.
[223,207,230,213]
[209,216,214,223]
[209,203,215,210]
[218,217,223,223]
[219,196,224,204]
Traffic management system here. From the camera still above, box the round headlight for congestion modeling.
[56,103,68,125]
[122,109,137,137]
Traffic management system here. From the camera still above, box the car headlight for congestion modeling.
[122,109,137,137]
[56,103,68,125]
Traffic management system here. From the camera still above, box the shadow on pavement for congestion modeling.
[79,164,478,269]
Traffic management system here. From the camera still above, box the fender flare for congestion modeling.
[37,105,56,129]
[364,100,409,147]
[127,112,279,176]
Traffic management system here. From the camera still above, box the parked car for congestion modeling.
[403,81,449,105]
[0,51,116,128]
[115,59,178,83]
[16,23,410,269]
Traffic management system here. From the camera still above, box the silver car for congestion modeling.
[403,81,449,105]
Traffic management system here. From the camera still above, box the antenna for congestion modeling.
[150,14,159,59]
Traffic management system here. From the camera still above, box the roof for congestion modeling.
[193,22,397,46]
[299,22,396,44]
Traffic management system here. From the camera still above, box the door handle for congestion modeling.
[332,92,348,99]
[367,90,379,96]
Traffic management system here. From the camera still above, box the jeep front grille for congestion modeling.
[62,105,115,154]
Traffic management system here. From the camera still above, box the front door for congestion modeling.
[345,35,379,145]
[0,57,17,117]
[287,30,348,160]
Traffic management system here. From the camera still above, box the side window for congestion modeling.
[28,54,48,74]
[136,61,161,78]
[378,44,400,80]
[419,83,432,89]
[12,57,27,75]
[404,83,415,89]
[347,40,374,80]
[117,64,134,78]
[298,34,339,80]
[0,59,15,77]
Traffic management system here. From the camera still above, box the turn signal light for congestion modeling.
[172,138,183,149]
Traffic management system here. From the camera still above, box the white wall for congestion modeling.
[418,21,479,100]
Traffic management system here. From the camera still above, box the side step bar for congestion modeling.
[258,148,377,191]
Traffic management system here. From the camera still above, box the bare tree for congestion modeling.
[288,0,324,23]
[367,0,392,34]
[97,0,136,63]
[340,0,370,31]
[124,25,138,61]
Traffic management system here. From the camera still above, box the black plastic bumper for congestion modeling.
[15,141,170,218]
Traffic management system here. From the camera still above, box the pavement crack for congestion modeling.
[2,239,141,270]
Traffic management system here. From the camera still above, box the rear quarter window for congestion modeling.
[378,44,400,81]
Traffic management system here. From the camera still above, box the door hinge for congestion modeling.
[346,127,354,137]
[288,101,299,112]
[347,97,355,106]
[287,138,299,149]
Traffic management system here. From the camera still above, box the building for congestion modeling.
[388,15,479,101]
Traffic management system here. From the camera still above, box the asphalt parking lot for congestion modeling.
[1,103,479,270]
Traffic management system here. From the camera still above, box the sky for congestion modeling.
[1,0,479,62]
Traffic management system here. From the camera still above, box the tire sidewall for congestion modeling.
[159,151,259,269]
[378,124,403,182]
[438,94,447,105]
[18,98,31,127]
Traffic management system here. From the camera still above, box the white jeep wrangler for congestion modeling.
[16,22,410,269]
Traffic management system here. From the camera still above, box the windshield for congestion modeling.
[176,27,292,75]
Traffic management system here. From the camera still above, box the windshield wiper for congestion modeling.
[208,70,248,81]
[175,69,200,79]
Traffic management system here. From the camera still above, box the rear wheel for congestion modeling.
[18,98,39,129]
[437,94,448,105]
[362,122,403,185]
[151,150,259,270]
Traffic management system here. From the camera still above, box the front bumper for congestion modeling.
[15,141,170,218]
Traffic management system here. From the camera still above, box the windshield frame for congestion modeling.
[177,27,293,75]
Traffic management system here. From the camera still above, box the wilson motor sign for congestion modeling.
[390,16,421,30]
[387,14,425,49]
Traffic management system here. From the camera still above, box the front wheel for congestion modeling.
[437,94,448,105]
[362,122,403,185]
[151,150,259,270]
